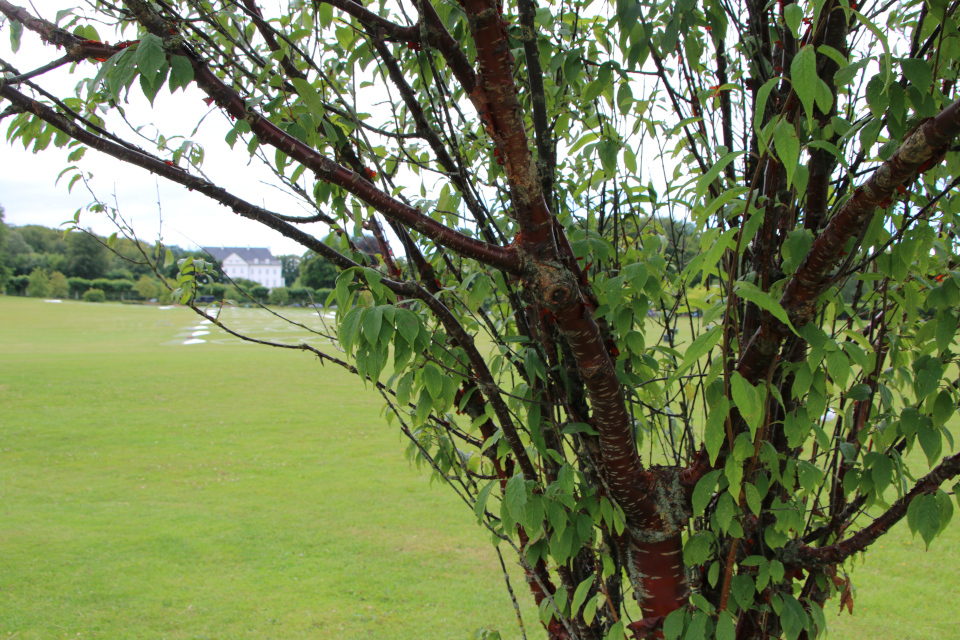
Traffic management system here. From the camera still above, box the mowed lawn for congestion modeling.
[1,296,958,639]
[0,296,525,640]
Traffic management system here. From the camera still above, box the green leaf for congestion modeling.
[695,151,746,202]
[773,119,800,188]
[473,480,495,520]
[753,78,781,143]
[935,488,954,534]
[932,390,953,426]
[10,20,22,53]
[168,55,195,92]
[571,576,593,615]
[872,454,893,497]
[730,372,762,437]
[744,483,762,516]
[916,493,941,549]
[292,77,326,117]
[901,58,932,91]
[504,475,527,524]
[693,470,721,517]
[598,139,619,175]
[582,79,605,103]
[607,620,626,640]
[423,363,443,399]
[583,594,599,626]
[791,45,818,122]
[134,34,167,86]
[705,398,730,465]
[683,532,714,566]
[716,491,736,532]
[668,325,722,385]
[784,4,803,36]
[395,309,420,345]
[617,82,633,115]
[934,311,957,352]
[361,304,383,343]
[851,9,892,88]
[735,282,797,334]
[663,608,687,640]
[684,610,709,640]
[918,424,942,466]
[467,274,491,312]
[716,611,736,640]
[913,355,943,400]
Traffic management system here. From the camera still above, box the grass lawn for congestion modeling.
[0,296,957,639]
[0,296,527,639]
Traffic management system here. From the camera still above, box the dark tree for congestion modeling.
[65,229,109,279]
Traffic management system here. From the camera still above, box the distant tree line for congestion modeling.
[1,211,379,307]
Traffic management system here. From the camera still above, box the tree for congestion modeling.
[134,274,160,300]
[25,267,49,298]
[2,1,960,639]
[65,230,109,279]
[299,252,338,289]
[277,254,301,287]
[48,270,69,298]
[0,204,10,291]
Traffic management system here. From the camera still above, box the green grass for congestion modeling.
[0,296,957,639]
[0,297,526,639]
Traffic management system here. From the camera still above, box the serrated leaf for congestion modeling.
[134,34,166,86]
[693,470,721,516]
[361,305,383,343]
[663,608,686,640]
[683,532,714,566]
[168,55,194,92]
[916,493,941,548]
[716,491,736,532]
[716,611,735,640]
[395,309,420,345]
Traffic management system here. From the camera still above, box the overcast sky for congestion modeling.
[1,1,332,256]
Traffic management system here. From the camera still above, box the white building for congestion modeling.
[205,247,284,289]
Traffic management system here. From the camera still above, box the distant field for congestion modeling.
[0,296,957,639]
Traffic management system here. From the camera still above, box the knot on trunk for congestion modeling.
[530,261,578,312]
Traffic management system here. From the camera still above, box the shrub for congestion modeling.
[268,287,290,306]
[135,275,160,300]
[48,271,69,298]
[5,275,29,296]
[82,288,105,303]
[26,268,50,298]
[250,285,269,302]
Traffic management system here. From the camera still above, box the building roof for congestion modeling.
[204,247,276,263]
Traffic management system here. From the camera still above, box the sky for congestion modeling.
[0,1,331,256]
